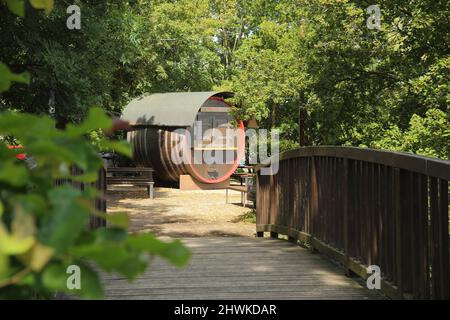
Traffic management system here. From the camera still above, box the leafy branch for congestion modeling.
[0,108,191,299]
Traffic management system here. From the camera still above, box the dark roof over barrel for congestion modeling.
[121,91,234,127]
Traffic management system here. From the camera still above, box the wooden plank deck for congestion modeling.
[100,237,385,300]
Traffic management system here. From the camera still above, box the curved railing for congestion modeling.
[256,146,450,299]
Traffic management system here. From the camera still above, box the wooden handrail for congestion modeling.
[256,147,450,300]
[256,146,450,179]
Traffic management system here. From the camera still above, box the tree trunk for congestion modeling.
[271,102,276,129]
[49,80,67,130]
[299,106,307,146]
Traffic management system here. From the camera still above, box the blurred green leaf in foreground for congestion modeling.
[0,108,191,299]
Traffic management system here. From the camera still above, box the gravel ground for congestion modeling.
[107,186,256,237]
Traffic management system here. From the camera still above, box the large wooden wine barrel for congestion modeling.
[122,92,245,184]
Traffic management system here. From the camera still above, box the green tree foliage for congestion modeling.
[371,108,450,158]
[1,0,447,159]
[143,0,224,91]
[230,0,449,158]
[0,108,191,299]
[0,0,244,123]
[1,1,153,125]
[0,2,190,299]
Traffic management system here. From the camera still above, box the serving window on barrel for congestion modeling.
[193,110,238,165]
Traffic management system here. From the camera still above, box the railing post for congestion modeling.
[430,178,450,299]
[437,179,450,299]
[310,156,319,253]
[343,158,352,276]
[394,168,403,297]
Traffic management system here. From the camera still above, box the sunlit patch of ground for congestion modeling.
[107,186,256,237]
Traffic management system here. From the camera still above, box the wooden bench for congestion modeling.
[106,167,155,199]
[226,185,248,207]
[226,175,255,207]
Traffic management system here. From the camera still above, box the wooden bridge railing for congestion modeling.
[256,147,450,300]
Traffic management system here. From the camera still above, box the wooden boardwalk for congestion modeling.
[101,237,385,300]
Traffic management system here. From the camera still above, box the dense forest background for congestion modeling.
[1,0,449,159]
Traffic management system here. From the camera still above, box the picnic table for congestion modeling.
[106,167,155,199]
